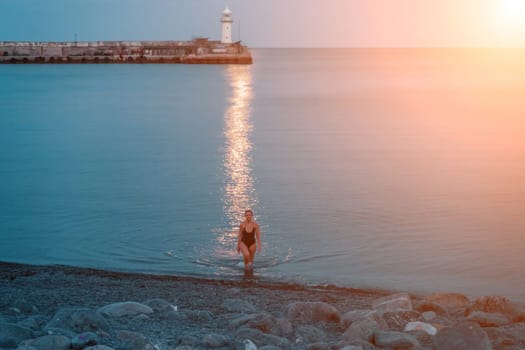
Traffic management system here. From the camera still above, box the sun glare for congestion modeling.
[491,0,525,45]
[503,0,525,19]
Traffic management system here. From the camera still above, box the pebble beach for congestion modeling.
[1,261,525,350]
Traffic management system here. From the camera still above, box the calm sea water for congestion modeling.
[1,49,525,301]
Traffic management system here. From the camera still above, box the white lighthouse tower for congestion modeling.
[221,7,233,44]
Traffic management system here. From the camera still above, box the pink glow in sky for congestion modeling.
[238,0,525,47]
[0,0,524,47]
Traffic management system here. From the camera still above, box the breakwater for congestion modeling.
[0,38,252,64]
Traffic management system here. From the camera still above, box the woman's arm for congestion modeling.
[255,223,261,253]
[237,223,244,253]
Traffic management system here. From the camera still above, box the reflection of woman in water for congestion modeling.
[237,209,261,270]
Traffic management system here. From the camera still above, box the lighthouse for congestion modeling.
[221,7,233,44]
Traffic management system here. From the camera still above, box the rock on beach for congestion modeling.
[98,302,154,318]
[44,307,111,334]
[285,302,341,324]
[0,323,34,348]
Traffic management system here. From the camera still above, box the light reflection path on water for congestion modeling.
[203,65,287,276]
[214,65,258,268]
[223,65,257,226]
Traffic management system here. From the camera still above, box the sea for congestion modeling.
[1,48,524,301]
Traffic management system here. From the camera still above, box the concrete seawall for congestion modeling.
[0,38,252,64]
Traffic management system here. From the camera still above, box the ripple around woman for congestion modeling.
[236,209,261,270]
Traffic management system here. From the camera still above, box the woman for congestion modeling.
[237,209,261,270]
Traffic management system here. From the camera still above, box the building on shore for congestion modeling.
[0,8,252,64]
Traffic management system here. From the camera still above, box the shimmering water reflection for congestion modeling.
[223,65,257,227]
[215,65,257,262]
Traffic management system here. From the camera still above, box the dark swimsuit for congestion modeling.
[241,225,256,248]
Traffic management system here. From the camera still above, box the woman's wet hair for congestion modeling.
[245,209,253,216]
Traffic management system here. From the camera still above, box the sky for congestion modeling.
[0,0,524,47]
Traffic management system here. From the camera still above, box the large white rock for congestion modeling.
[404,321,437,335]
[97,302,153,318]
[371,293,412,314]
[243,339,257,350]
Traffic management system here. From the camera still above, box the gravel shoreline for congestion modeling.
[0,261,390,315]
[2,261,525,349]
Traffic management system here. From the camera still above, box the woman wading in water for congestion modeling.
[237,209,261,270]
